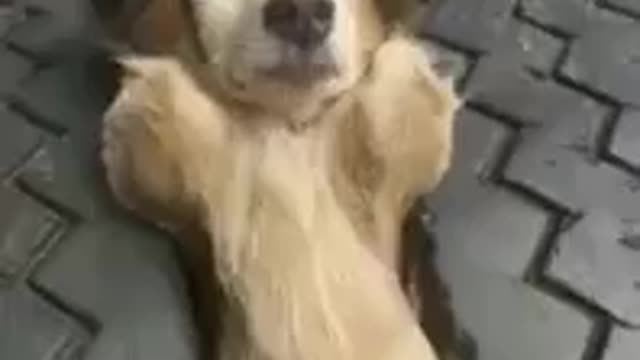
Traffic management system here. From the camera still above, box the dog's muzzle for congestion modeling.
[263,0,335,51]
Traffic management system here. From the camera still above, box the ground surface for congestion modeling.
[1,0,639,359]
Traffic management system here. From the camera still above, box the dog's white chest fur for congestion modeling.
[208,125,432,360]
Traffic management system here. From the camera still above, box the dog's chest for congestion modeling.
[219,125,336,235]
[254,127,329,210]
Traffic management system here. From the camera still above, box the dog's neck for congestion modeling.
[183,62,349,131]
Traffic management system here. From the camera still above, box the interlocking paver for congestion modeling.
[468,52,640,325]
[430,109,547,276]
[469,60,608,203]
[0,285,91,359]
[603,0,640,17]
[549,206,640,325]
[561,22,640,106]
[429,109,592,360]
[424,0,516,52]
[0,104,40,176]
[0,45,32,95]
[603,327,640,360]
[611,108,640,170]
[0,2,200,360]
[0,185,58,282]
[0,3,14,38]
[425,0,640,357]
[519,0,631,35]
[32,219,197,360]
[14,57,119,217]
[470,60,640,324]
[7,0,102,57]
[498,20,564,75]
[436,266,592,360]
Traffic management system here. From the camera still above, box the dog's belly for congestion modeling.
[208,128,438,360]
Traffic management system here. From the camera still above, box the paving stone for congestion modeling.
[519,0,630,35]
[15,53,120,217]
[426,10,565,79]
[474,55,606,118]
[0,104,41,176]
[0,284,91,359]
[13,53,116,132]
[429,109,547,276]
[433,263,592,360]
[0,3,14,38]
[470,61,640,325]
[0,1,201,360]
[427,109,591,360]
[0,185,59,283]
[561,22,640,106]
[603,0,640,17]
[471,56,640,324]
[548,201,640,326]
[7,0,103,58]
[423,0,516,53]
[498,19,564,75]
[0,45,33,95]
[0,2,200,357]
[33,218,197,360]
[603,327,640,360]
[610,109,640,170]
[19,137,113,219]
[468,58,608,204]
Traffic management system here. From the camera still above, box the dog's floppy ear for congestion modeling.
[92,0,187,54]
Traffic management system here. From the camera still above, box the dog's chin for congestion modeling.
[260,62,339,88]
[221,49,350,113]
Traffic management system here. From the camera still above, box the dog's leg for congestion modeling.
[362,33,460,357]
[331,33,460,357]
[338,33,460,275]
[101,56,234,356]
[102,56,231,224]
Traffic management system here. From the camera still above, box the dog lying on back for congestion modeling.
[96,0,460,359]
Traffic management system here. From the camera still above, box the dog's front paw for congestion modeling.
[102,90,174,226]
[102,102,140,213]
[360,34,461,196]
[102,56,231,227]
[101,58,195,226]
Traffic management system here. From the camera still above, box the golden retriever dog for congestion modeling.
[95,0,460,359]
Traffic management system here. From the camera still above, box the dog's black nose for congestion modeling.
[263,0,335,50]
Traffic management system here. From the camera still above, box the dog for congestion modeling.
[96,0,460,359]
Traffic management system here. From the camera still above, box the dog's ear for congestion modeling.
[92,0,187,54]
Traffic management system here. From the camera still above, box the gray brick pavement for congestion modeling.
[424,0,640,358]
[0,1,199,360]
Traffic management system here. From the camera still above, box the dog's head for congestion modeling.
[191,0,385,113]
[94,0,419,114]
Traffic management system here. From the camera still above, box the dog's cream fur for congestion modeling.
[100,0,460,359]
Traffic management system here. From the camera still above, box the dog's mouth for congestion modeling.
[261,61,337,86]
[259,46,339,87]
